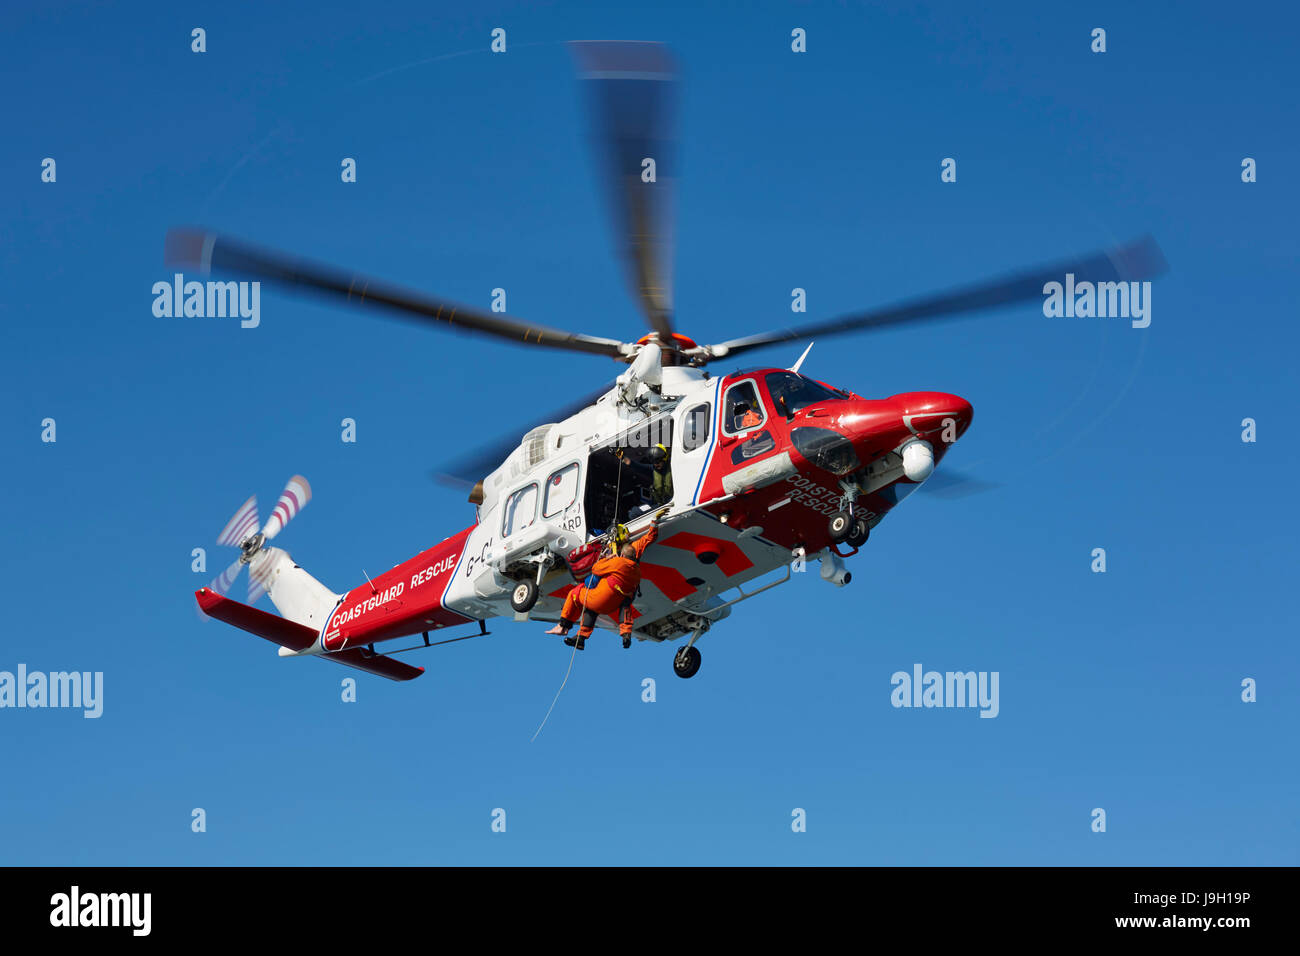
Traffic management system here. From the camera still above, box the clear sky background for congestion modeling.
[1,0,1296,865]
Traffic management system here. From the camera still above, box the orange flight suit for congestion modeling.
[560,522,659,639]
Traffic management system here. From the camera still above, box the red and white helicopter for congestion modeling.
[178,42,1164,681]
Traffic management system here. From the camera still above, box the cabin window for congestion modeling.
[543,463,580,518]
[723,380,766,435]
[681,403,711,452]
[503,483,539,537]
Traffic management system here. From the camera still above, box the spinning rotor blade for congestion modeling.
[164,229,628,360]
[261,475,312,541]
[208,557,245,598]
[700,236,1167,362]
[918,468,999,499]
[572,41,678,341]
[247,560,271,605]
[434,383,614,499]
[216,495,259,547]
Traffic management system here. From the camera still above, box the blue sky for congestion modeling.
[1,0,1296,865]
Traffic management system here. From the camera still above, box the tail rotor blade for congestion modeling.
[247,559,271,605]
[262,475,312,541]
[216,495,259,547]
[208,557,246,598]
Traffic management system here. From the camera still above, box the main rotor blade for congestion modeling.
[918,468,999,499]
[702,236,1167,361]
[434,382,614,499]
[164,229,628,359]
[571,41,678,341]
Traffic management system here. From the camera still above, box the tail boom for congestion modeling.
[318,527,475,652]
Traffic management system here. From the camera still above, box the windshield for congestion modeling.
[765,371,846,416]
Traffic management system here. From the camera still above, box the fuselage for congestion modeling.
[274,365,972,653]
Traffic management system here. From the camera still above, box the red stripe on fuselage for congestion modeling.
[658,531,754,578]
[638,562,696,602]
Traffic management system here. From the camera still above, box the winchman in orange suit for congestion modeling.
[545,506,670,650]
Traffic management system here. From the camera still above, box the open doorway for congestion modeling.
[583,416,674,534]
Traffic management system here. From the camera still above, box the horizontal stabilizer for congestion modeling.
[319,648,425,682]
[196,587,316,651]
[196,588,424,681]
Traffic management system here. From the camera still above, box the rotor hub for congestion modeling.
[239,532,265,564]
[635,331,700,365]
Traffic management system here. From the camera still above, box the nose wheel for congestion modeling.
[830,509,870,548]
[673,645,701,679]
[845,517,870,548]
[510,579,539,613]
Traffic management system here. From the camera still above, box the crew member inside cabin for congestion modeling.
[545,506,670,650]
[650,443,673,505]
[733,400,762,430]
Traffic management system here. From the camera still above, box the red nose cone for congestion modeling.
[889,392,974,442]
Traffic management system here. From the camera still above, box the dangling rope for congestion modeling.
[531,640,578,742]
[531,448,626,742]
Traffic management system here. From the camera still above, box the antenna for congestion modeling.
[790,341,815,373]
[362,569,378,595]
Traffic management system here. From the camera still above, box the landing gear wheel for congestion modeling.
[673,645,702,679]
[828,511,852,543]
[510,579,539,613]
[846,517,870,548]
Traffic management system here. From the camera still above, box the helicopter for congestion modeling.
[181,41,1165,681]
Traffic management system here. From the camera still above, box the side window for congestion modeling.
[503,483,538,537]
[723,381,766,435]
[730,430,775,464]
[682,403,711,452]
[543,463,579,518]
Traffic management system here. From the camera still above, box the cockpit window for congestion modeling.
[723,381,766,435]
[765,371,846,417]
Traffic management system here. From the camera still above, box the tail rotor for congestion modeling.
[262,475,311,541]
[202,476,312,607]
[208,557,245,598]
[215,495,259,547]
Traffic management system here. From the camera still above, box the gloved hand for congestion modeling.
[653,506,671,525]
